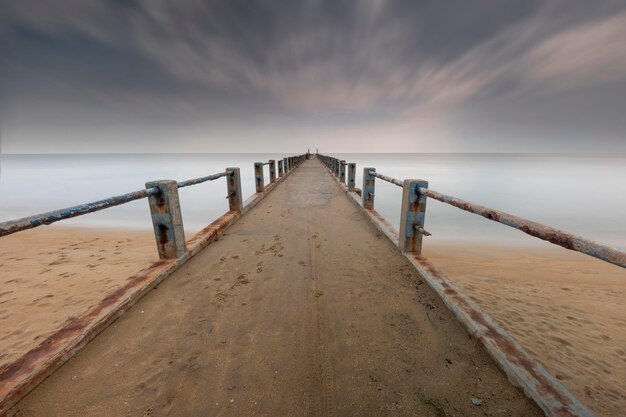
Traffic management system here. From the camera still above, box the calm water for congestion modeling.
[0,153,624,248]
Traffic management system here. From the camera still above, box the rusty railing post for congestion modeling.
[399,179,429,253]
[340,160,346,183]
[363,167,375,209]
[278,160,284,177]
[348,163,356,191]
[254,162,264,193]
[269,160,276,183]
[145,180,186,259]
[226,167,243,213]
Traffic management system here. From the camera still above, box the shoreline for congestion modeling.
[0,226,624,415]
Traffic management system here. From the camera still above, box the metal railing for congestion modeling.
[0,154,307,259]
[317,154,625,269]
[318,152,617,417]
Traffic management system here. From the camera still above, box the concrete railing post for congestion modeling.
[348,163,356,191]
[269,160,276,183]
[254,162,264,193]
[399,179,429,253]
[278,160,284,177]
[145,180,186,259]
[226,167,243,213]
[362,168,375,209]
[340,160,346,183]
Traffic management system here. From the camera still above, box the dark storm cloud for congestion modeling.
[2,0,626,152]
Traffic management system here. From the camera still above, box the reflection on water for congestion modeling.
[0,153,624,247]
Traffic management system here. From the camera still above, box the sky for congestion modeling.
[1,0,626,154]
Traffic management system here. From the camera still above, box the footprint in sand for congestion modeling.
[256,261,263,273]
[215,292,229,302]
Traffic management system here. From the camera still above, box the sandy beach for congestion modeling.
[424,242,626,417]
[1,226,624,415]
[0,226,157,368]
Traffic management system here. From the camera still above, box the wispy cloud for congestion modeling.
[2,0,626,152]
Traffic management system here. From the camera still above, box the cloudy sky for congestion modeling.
[2,0,626,153]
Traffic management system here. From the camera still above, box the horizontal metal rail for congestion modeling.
[0,188,159,238]
[420,187,626,269]
[371,171,403,187]
[0,170,232,238]
[177,171,228,188]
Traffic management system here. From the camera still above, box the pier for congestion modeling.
[1,154,620,416]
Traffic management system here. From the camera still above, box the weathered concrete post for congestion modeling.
[399,179,429,253]
[340,160,346,183]
[278,160,284,177]
[254,162,264,193]
[362,168,375,209]
[269,160,276,183]
[348,163,356,191]
[226,167,243,213]
[145,180,186,259]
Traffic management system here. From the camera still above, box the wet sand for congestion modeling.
[9,159,540,416]
[424,242,626,417]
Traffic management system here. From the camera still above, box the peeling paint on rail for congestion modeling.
[371,171,403,187]
[0,188,158,238]
[176,171,228,188]
[420,187,626,269]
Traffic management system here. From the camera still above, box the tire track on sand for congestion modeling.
[308,221,339,417]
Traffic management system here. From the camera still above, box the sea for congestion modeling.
[1,153,624,248]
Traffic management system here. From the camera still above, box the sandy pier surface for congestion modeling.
[1,202,624,413]
[9,160,541,417]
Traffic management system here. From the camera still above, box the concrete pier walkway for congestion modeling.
[13,158,541,416]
